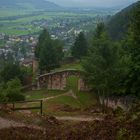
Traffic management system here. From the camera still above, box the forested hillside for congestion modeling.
[107,1,140,40]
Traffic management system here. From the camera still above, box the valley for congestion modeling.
[0,5,115,47]
[0,0,140,139]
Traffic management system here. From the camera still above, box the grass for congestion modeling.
[66,76,97,107]
[53,62,83,72]
[66,76,79,91]
[24,89,66,100]
[42,90,96,116]
[44,95,81,108]
[76,91,97,107]
[23,86,96,116]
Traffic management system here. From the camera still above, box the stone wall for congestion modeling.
[78,78,90,91]
[99,96,135,111]
[37,70,89,91]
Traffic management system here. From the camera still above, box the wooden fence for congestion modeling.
[0,100,43,115]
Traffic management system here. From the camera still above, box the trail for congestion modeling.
[0,115,101,130]
[42,90,77,101]
[42,93,67,101]
[55,116,102,122]
[0,117,44,130]
[0,117,24,129]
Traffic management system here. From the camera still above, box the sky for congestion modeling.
[48,0,138,8]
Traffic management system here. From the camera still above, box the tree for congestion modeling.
[0,63,32,85]
[0,93,7,102]
[124,3,140,96]
[82,23,124,108]
[0,63,21,83]
[39,38,57,72]
[35,29,50,59]
[0,78,25,102]
[35,29,64,73]
[6,78,25,102]
[0,86,7,102]
[52,39,64,63]
[71,32,88,60]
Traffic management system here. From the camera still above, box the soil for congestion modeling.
[0,117,24,129]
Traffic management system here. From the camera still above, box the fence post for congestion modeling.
[40,100,43,115]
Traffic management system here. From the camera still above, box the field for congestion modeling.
[0,8,104,36]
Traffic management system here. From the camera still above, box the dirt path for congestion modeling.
[0,117,44,130]
[0,116,100,130]
[42,93,67,101]
[55,116,102,122]
[42,90,77,101]
[0,117,25,129]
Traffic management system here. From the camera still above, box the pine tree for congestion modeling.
[71,32,88,59]
[82,23,121,97]
[125,3,140,96]
[35,29,63,73]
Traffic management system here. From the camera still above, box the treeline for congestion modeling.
[81,3,140,98]
[0,63,32,102]
[65,3,140,98]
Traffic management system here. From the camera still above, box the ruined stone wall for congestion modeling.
[37,70,89,91]
[33,59,39,74]
[78,78,90,91]
[99,97,134,111]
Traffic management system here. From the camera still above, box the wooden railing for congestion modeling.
[0,100,43,115]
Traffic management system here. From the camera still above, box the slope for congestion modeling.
[107,1,140,40]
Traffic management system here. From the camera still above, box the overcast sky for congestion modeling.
[48,0,138,7]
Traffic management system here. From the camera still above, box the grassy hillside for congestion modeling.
[24,89,96,116]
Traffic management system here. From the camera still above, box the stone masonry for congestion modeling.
[37,69,89,91]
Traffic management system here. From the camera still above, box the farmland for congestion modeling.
[0,8,111,37]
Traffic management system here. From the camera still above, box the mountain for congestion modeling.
[0,0,60,10]
[107,1,140,40]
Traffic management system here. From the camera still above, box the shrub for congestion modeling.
[0,93,7,102]
[6,78,25,102]
[6,92,25,102]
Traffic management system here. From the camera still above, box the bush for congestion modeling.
[0,85,7,103]
[0,93,7,102]
[6,92,25,102]
[6,78,25,102]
